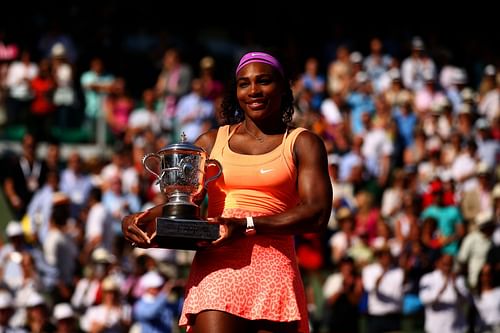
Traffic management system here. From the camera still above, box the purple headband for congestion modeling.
[235,52,284,77]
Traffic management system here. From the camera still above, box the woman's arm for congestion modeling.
[249,130,332,233]
[212,130,333,242]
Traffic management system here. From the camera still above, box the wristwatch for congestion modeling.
[245,216,256,236]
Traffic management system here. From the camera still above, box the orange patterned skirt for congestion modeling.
[179,231,309,333]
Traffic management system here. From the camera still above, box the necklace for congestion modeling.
[243,121,265,143]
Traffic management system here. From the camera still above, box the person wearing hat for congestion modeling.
[199,56,224,102]
[401,36,437,92]
[327,154,355,230]
[132,271,180,333]
[53,303,82,333]
[475,118,499,172]
[42,191,78,303]
[485,183,500,288]
[80,275,131,333]
[328,207,360,265]
[22,291,56,333]
[49,42,77,130]
[71,247,116,313]
[457,210,495,289]
[0,221,48,291]
[420,182,465,256]
[478,64,496,100]
[0,289,26,332]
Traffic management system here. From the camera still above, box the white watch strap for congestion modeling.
[246,216,255,229]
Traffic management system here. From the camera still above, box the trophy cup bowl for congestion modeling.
[141,134,222,250]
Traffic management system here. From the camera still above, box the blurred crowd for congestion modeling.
[0,28,500,333]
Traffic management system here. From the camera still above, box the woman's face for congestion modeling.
[236,62,283,122]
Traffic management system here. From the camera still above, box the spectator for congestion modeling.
[419,254,470,333]
[5,49,38,126]
[131,270,180,333]
[361,246,405,333]
[80,275,131,333]
[80,57,114,142]
[175,78,216,142]
[59,151,93,219]
[457,210,495,290]
[0,289,26,332]
[3,132,48,219]
[400,36,437,92]
[420,185,465,256]
[22,291,56,333]
[154,47,192,133]
[322,256,362,333]
[473,264,500,333]
[28,58,56,142]
[52,302,82,333]
[328,207,360,265]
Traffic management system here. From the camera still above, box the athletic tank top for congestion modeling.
[206,124,307,217]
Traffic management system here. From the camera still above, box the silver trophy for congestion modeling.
[141,133,222,249]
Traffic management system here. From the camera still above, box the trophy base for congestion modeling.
[150,217,220,250]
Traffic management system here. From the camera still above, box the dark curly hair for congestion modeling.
[219,67,294,125]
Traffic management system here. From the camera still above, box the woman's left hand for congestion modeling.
[199,217,245,247]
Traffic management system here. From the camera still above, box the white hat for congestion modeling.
[200,56,215,69]
[492,183,500,199]
[484,64,496,76]
[396,90,412,106]
[457,103,472,115]
[6,221,23,237]
[475,118,490,130]
[411,36,425,50]
[140,271,165,289]
[26,291,45,308]
[101,276,120,291]
[388,68,401,81]
[476,210,494,228]
[350,51,363,64]
[439,170,453,183]
[425,136,442,152]
[0,290,13,309]
[327,154,340,165]
[355,71,369,84]
[53,303,75,320]
[460,88,475,102]
[50,42,66,58]
[452,68,468,85]
[91,248,116,264]
[423,69,436,82]
[476,162,490,175]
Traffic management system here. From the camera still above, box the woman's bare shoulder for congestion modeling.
[195,127,221,154]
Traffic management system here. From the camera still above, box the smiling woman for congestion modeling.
[122,50,333,333]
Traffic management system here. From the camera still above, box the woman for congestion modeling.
[474,264,500,333]
[122,51,332,333]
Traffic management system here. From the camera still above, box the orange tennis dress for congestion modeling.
[179,124,310,333]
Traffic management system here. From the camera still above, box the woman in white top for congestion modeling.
[473,264,500,333]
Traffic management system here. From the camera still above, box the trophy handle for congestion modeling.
[204,159,222,188]
[142,153,162,181]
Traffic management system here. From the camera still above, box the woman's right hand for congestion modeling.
[121,210,156,247]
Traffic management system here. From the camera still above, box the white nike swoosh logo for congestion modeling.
[260,169,273,174]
